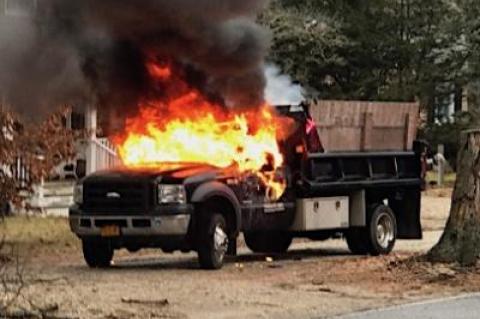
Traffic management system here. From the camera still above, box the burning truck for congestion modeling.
[68,61,424,269]
[37,0,427,269]
[0,0,425,269]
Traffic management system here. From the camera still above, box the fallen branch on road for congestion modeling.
[0,311,78,319]
[121,297,169,307]
[30,277,70,285]
[1,303,78,319]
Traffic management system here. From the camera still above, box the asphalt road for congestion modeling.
[335,294,480,319]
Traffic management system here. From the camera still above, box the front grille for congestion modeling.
[83,181,150,214]
[132,219,151,228]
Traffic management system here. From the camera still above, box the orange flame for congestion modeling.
[115,63,291,200]
[147,62,172,79]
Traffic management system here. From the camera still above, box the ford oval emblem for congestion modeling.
[106,192,121,199]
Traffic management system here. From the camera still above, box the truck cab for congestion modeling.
[69,104,423,269]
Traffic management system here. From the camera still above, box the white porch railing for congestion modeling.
[24,138,120,216]
[89,137,121,173]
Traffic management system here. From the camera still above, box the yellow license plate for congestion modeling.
[100,225,120,237]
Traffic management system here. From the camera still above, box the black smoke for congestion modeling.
[0,0,270,123]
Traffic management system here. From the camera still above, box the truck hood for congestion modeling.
[83,163,228,184]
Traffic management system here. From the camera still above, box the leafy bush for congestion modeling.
[0,108,76,206]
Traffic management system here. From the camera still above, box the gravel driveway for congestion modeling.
[12,193,462,319]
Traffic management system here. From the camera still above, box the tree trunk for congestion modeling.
[428,130,480,266]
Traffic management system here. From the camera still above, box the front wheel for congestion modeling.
[82,239,114,268]
[197,213,229,270]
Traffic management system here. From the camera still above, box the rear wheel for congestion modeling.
[82,239,114,268]
[368,204,397,255]
[197,213,229,270]
[346,204,397,256]
[244,231,292,254]
[345,228,369,254]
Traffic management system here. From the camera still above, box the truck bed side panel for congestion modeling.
[302,152,423,239]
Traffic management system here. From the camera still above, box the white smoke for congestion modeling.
[264,64,304,105]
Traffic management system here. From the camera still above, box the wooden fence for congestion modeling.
[309,101,420,152]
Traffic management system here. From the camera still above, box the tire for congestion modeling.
[345,228,370,255]
[197,213,229,270]
[82,239,114,268]
[244,231,292,254]
[368,204,397,255]
[345,204,397,256]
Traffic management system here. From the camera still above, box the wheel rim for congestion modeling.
[213,224,228,261]
[376,213,394,249]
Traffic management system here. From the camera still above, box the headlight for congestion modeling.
[158,184,186,204]
[73,184,83,204]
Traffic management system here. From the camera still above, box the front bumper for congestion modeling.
[69,206,192,237]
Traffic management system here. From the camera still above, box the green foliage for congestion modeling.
[259,1,350,99]
[261,0,479,116]
[261,0,480,164]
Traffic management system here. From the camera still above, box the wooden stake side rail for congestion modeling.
[310,101,419,152]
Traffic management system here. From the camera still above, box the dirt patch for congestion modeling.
[421,192,451,231]
[424,187,453,198]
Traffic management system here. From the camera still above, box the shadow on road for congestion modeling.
[96,246,353,271]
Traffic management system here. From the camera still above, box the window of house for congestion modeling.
[4,0,37,17]
[70,112,86,130]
